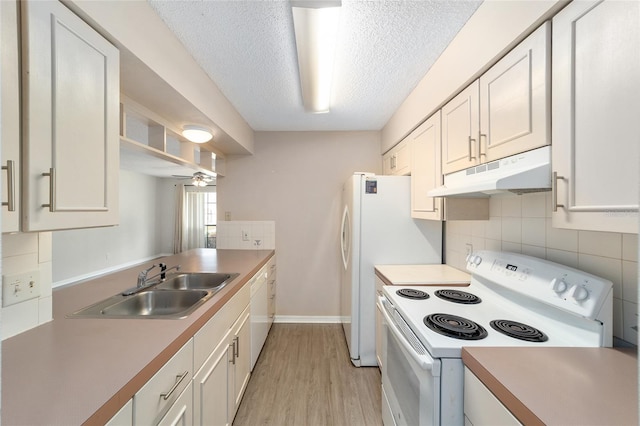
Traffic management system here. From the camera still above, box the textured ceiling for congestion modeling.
[147,0,483,132]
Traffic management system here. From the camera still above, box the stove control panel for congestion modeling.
[467,251,613,320]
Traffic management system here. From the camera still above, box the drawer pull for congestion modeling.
[160,371,188,400]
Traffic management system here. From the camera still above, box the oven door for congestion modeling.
[379,295,441,426]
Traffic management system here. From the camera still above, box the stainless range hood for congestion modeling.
[428,146,551,197]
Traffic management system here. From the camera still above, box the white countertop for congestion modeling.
[374,264,470,285]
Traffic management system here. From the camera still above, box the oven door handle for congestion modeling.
[379,296,435,371]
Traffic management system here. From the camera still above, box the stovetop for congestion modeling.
[381,251,614,359]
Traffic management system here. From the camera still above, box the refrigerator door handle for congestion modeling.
[340,205,351,270]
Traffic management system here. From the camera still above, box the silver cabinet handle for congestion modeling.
[160,371,188,400]
[479,133,487,157]
[229,342,236,365]
[234,336,239,358]
[468,136,477,161]
[552,171,565,212]
[2,160,15,211]
[41,168,56,211]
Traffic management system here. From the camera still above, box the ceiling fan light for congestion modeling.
[182,125,213,143]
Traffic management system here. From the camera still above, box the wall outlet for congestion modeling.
[3,270,40,307]
[241,229,250,241]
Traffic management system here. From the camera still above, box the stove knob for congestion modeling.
[550,278,568,294]
[569,285,589,303]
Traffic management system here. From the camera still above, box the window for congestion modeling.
[179,185,217,252]
[204,191,217,248]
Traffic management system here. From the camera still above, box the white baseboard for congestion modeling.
[274,315,343,324]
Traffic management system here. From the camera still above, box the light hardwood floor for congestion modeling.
[233,324,383,426]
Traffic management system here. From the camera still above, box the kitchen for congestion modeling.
[1,0,638,425]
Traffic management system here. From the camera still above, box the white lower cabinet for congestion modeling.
[229,306,251,421]
[193,282,251,426]
[157,383,193,426]
[267,256,277,328]
[133,339,194,425]
[464,367,521,426]
[193,332,232,426]
[106,399,133,426]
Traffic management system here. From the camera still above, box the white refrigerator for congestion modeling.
[340,173,442,366]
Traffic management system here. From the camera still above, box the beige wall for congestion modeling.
[217,131,381,320]
[445,192,638,346]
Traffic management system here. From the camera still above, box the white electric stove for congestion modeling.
[378,250,613,426]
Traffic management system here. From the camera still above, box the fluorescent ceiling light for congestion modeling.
[292,2,341,113]
[182,125,213,143]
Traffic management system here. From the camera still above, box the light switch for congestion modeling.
[3,270,40,307]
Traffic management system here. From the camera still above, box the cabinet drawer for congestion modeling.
[464,367,521,426]
[157,381,193,426]
[194,283,250,373]
[134,339,193,425]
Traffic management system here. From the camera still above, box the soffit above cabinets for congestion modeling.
[119,49,250,156]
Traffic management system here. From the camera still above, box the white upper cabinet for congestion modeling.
[479,22,550,162]
[442,80,480,175]
[1,0,20,233]
[442,23,550,175]
[411,111,443,220]
[552,0,639,233]
[382,138,411,176]
[21,0,119,231]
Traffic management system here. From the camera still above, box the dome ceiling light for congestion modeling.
[182,125,213,143]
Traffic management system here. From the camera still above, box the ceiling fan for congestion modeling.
[172,171,216,187]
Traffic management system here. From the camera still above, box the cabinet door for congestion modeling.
[411,112,443,220]
[193,335,231,426]
[480,22,550,162]
[1,0,20,233]
[21,0,119,231]
[382,139,411,176]
[229,306,251,422]
[442,80,480,174]
[552,0,639,233]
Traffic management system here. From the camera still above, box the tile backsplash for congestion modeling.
[2,232,53,339]
[216,221,276,250]
[445,192,638,346]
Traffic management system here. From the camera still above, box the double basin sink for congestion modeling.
[69,272,239,319]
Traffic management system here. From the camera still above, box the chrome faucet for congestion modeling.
[137,264,159,288]
[123,263,181,296]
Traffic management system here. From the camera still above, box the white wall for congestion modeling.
[2,232,53,339]
[218,131,381,320]
[52,169,174,286]
[445,192,638,346]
